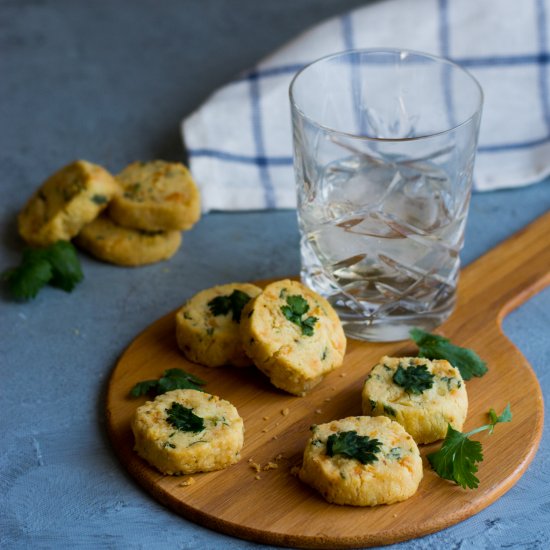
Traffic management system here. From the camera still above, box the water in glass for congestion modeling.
[298,151,468,341]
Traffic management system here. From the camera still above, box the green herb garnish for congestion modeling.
[208,289,252,322]
[387,447,403,460]
[138,229,164,237]
[130,368,206,397]
[440,375,461,392]
[280,294,318,336]
[2,241,83,300]
[393,363,435,394]
[90,194,108,205]
[410,328,488,381]
[44,240,84,291]
[428,404,512,489]
[325,430,382,465]
[166,402,204,433]
[123,182,142,199]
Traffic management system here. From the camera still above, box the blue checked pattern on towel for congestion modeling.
[182,0,550,211]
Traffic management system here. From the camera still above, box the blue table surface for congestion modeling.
[1,1,549,549]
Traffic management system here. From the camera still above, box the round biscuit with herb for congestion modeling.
[175,282,262,368]
[299,415,422,506]
[362,356,468,444]
[110,160,201,231]
[239,279,346,396]
[18,160,120,247]
[74,215,181,266]
[131,389,244,475]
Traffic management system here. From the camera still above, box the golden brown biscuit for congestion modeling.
[176,283,262,367]
[362,356,468,444]
[299,416,423,506]
[110,160,200,231]
[240,279,346,395]
[18,160,120,246]
[132,389,244,475]
[75,215,181,266]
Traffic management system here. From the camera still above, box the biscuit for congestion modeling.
[299,416,422,506]
[176,283,262,367]
[132,389,244,475]
[18,160,120,247]
[240,279,346,396]
[362,356,468,444]
[74,215,181,266]
[110,160,201,231]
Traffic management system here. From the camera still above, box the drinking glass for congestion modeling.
[289,49,483,341]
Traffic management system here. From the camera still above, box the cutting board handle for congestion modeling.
[456,210,550,327]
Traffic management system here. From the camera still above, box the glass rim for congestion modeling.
[288,47,484,142]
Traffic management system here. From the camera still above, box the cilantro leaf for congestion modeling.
[130,379,158,397]
[487,403,512,434]
[208,289,252,322]
[326,430,382,465]
[166,402,204,433]
[280,294,318,336]
[428,404,512,489]
[2,255,52,300]
[428,425,483,489]
[45,241,84,291]
[208,295,231,315]
[299,315,318,337]
[410,328,488,380]
[393,363,435,394]
[90,194,108,205]
[156,369,206,395]
[2,241,83,300]
[286,295,309,316]
[130,368,206,397]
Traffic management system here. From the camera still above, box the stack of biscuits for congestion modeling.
[17,159,201,266]
[175,279,347,396]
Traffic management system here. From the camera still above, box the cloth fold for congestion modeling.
[182,0,550,211]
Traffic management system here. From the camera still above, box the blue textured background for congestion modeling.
[0,1,549,549]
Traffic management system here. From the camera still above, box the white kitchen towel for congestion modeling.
[182,0,550,211]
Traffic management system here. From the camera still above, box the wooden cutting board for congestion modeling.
[106,211,549,549]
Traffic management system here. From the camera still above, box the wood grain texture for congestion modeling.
[105,211,549,549]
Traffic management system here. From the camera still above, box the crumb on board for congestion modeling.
[248,454,286,475]
[281,408,290,416]
[262,416,269,421]
[339,372,347,377]
[178,477,195,487]
[271,435,278,440]
[324,397,331,402]
[255,475,261,480]
[290,465,301,477]
[249,462,261,473]
[315,409,322,414]
[261,428,268,433]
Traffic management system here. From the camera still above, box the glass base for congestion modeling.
[336,306,453,342]
[301,256,458,342]
[340,309,452,342]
